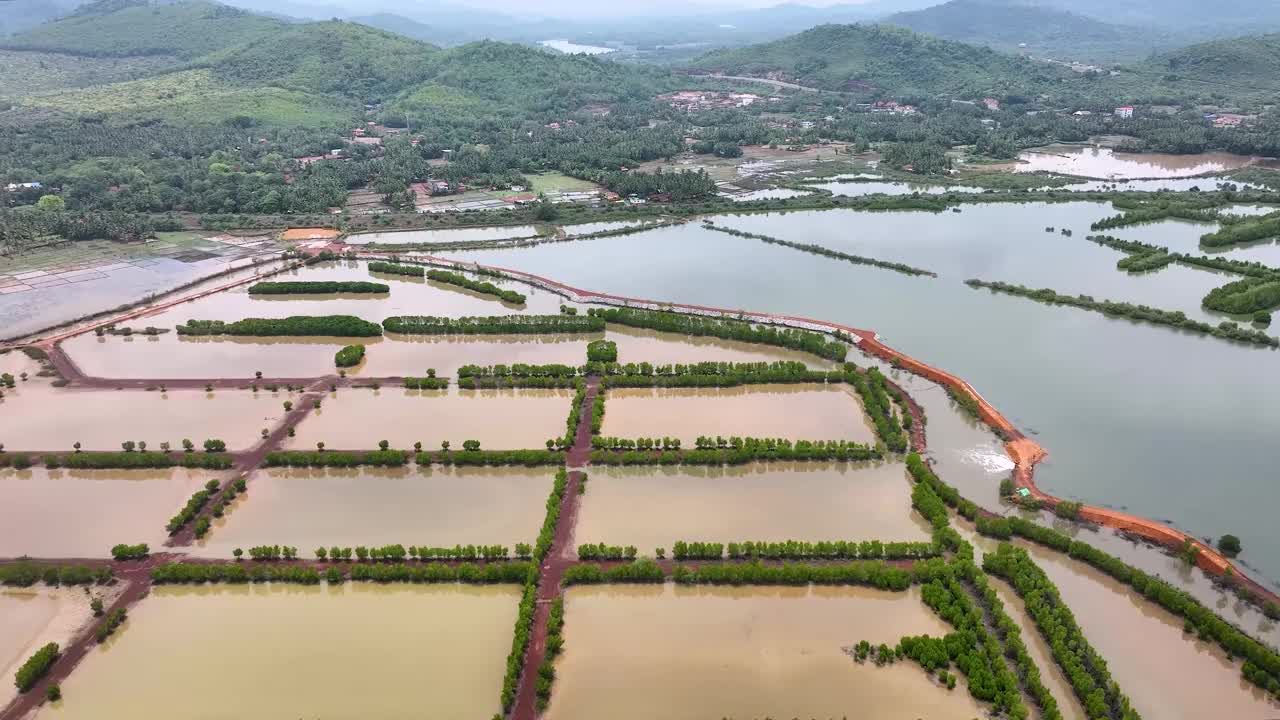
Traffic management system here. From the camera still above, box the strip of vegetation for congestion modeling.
[45,451,233,469]
[0,563,112,587]
[563,559,667,585]
[427,269,526,304]
[458,363,579,389]
[248,281,389,295]
[965,279,1278,347]
[110,543,149,561]
[94,608,127,643]
[701,222,937,277]
[590,389,605,434]
[587,308,847,361]
[976,514,1280,698]
[1201,214,1280,248]
[403,372,449,389]
[599,360,838,387]
[14,643,59,693]
[589,437,879,465]
[334,344,365,367]
[1116,252,1176,273]
[1202,277,1280,315]
[368,261,425,277]
[577,543,639,561]
[151,561,531,584]
[1091,204,1220,231]
[502,468,569,713]
[562,379,586,448]
[417,449,564,466]
[247,544,513,562]
[669,540,941,561]
[984,544,1143,719]
[384,314,602,335]
[848,365,909,452]
[537,597,565,710]
[177,315,383,337]
[672,559,939,589]
[263,450,406,467]
[166,480,219,535]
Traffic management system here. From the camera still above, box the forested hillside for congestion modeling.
[885,0,1167,63]
[1138,34,1280,95]
[688,23,1069,98]
[0,0,282,58]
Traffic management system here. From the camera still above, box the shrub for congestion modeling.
[335,344,365,367]
[1218,534,1243,558]
[110,543,149,561]
[586,339,617,362]
[426,269,526,304]
[14,643,59,693]
[177,315,382,337]
[248,281,389,295]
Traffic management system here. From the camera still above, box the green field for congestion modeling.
[527,173,601,193]
[0,50,179,99]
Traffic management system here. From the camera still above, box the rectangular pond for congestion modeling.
[285,387,572,450]
[549,584,987,720]
[0,383,283,451]
[600,384,875,444]
[44,583,519,720]
[193,466,553,558]
[0,467,219,557]
[574,462,932,551]
[0,588,93,710]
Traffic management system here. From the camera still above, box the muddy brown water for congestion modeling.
[192,466,554,558]
[0,382,285,451]
[574,463,932,551]
[0,588,94,709]
[549,584,988,720]
[0,467,220,557]
[1015,146,1268,179]
[987,577,1088,720]
[42,583,519,720]
[285,386,573,450]
[601,384,876,444]
[60,325,827,380]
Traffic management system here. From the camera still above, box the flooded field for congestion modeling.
[988,577,1088,720]
[194,466,552,557]
[0,384,282,451]
[574,463,931,551]
[345,226,542,245]
[728,188,816,201]
[550,584,987,720]
[45,583,519,720]
[1027,542,1280,719]
[560,220,648,235]
[0,468,217,557]
[0,588,94,708]
[441,211,1280,584]
[1015,146,1265,179]
[601,384,875,444]
[286,387,571,450]
[607,324,835,368]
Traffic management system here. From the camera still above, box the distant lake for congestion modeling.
[539,39,615,55]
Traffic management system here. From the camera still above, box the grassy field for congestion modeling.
[20,69,353,127]
[0,50,179,99]
[527,172,601,193]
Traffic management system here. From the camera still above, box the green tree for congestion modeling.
[1218,534,1243,557]
[36,194,64,211]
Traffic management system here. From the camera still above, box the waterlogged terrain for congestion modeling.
[549,584,987,720]
[0,382,282,451]
[601,384,875,444]
[286,387,573,450]
[345,226,542,245]
[194,466,552,557]
[0,588,94,709]
[607,324,834,368]
[442,211,1280,583]
[575,463,931,550]
[0,468,217,557]
[45,583,520,720]
[1015,146,1266,179]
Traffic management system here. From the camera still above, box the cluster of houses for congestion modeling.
[4,182,42,192]
[659,91,767,112]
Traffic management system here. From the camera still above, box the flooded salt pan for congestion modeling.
[575,463,932,551]
[286,386,572,450]
[45,583,519,720]
[1,588,95,709]
[346,225,542,245]
[0,468,219,557]
[194,466,552,557]
[550,584,988,720]
[601,384,875,444]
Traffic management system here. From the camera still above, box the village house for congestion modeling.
[982,97,1000,111]
[1114,106,1134,119]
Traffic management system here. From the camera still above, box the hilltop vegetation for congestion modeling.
[886,0,1168,63]
[0,0,281,58]
[689,23,1069,98]
[1137,33,1280,95]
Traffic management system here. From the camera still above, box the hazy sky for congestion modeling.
[247,0,882,19]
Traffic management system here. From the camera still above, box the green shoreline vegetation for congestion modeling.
[367,261,426,277]
[427,269,527,305]
[176,315,383,337]
[586,307,848,361]
[701,221,937,277]
[247,281,389,295]
[382,315,603,335]
[965,279,1279,347]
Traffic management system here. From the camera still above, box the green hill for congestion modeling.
[1,0,282,58]
[201,20,437,100]
[688,23,1069,98]
[1136,33,1280,95]
[885,0,1168,63]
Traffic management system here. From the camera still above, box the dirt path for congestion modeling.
[510,377,598,720]
[0,555,172,720]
